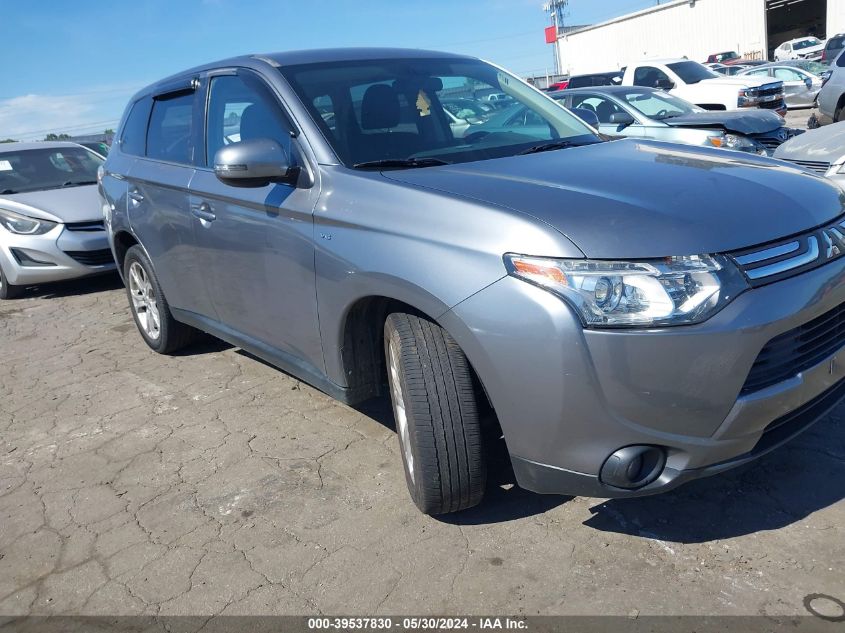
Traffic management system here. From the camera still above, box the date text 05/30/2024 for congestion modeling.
[307,617,528,630]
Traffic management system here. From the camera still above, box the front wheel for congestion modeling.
[123,245,198,354]
[384,313,486,515]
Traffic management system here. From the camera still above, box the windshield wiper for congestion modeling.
[352,158,451,170]
[62,180,97,187]
[517,140,594,156]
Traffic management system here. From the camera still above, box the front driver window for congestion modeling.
[205,73,295,167]
[633,66,671,89]
[774,68,803,81]
[570,95,623,124]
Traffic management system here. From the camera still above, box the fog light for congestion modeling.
[599,445,666,490]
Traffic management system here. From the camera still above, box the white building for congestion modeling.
[555,0,845,75]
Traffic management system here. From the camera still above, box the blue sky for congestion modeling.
[0,0,656,140]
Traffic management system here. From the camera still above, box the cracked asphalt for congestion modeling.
[1,240,844,618]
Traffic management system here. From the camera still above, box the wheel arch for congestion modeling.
[112,229,139,278]
[336,294,494,416]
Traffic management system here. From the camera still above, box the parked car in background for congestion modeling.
[817,57,845,123]
[0,141,114,299]
[712,64,753,76]
[558,86,798,155]
[822,33,845,64]
[774,121,845,190]
[621,59,786,115]
[705,51,746,65]
[442,98,495,121]
[102,48,845,515]
[774,37,825,61]
[739,63,824,108]
[566,71,623,89]
[482,92,514,108]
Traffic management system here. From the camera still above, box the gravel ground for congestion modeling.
[0,115,843,619]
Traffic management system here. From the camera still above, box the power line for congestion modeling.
[4,118,121,139]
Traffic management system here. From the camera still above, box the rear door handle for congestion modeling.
[128,189,144,203]
[190,202,216,223]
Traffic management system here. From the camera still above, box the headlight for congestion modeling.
[0,207,58,235]
[738,89,760,107]
[504,254,748,328]
[709,134,760,153]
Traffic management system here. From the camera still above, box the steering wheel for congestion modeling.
[463,130,491,144]
[655,109,670,118]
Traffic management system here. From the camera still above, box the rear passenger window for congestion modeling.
[146,92,195,164]
[118,98,151,157]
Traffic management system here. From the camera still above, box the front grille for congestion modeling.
[782,159,832,175]
[742,302,845,394]
[63,249,114,266]
[758,84,783,99]
[759,98,786,111]
[752,131,789,151]
[65,220,105,232]
[731,216,845,286]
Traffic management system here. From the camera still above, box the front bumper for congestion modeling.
[440,256,845,498]
[0,223,116,286]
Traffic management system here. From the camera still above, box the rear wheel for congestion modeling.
[0,262,23,300]
[384,313,486,515]
[123,245,198,353]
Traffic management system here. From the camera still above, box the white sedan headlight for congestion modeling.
[0,207,58,235]
[505,254,748,328]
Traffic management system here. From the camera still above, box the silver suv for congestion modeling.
[101,48,845,515]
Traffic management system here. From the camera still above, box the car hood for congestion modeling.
[0,184,102,223]
[662,109,784,134]
[774,121,845,165]
[383,140,845,259]
[797,44,825,57]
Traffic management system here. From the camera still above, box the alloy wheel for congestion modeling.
[388,339,414,483]
[128,262,161,340]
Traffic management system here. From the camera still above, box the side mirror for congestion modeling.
[804,76,813,90]
[609,112,636,126]
[656,80,675,90]
[570,107,600,128]
[213,138,295,188]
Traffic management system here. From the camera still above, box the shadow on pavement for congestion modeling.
[584,411,845,543]
[17,272,124,299]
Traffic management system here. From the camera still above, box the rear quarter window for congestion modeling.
[118,97,152,157]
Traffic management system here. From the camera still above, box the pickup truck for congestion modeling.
[621,59,786,116]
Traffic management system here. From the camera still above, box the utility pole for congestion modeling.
[543,0,569,75]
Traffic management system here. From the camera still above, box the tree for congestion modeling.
[0,138,16,143]
[104,128,115,135]
[44,133,71,141]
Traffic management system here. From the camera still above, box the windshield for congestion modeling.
[789,60,829,75]
[794,38,821,50]
[828,36,845,50]
[618,89,699,119]
[0,146,103,194]
[666,61,719,84]
[716,52,739,62]
[280,57,599,168]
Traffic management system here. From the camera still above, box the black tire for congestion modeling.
[0,262,24,300]
[384,312,486,515]
[123,245,198,354]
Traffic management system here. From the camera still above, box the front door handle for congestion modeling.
[190,202,216,223]
[128,189,144,203]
